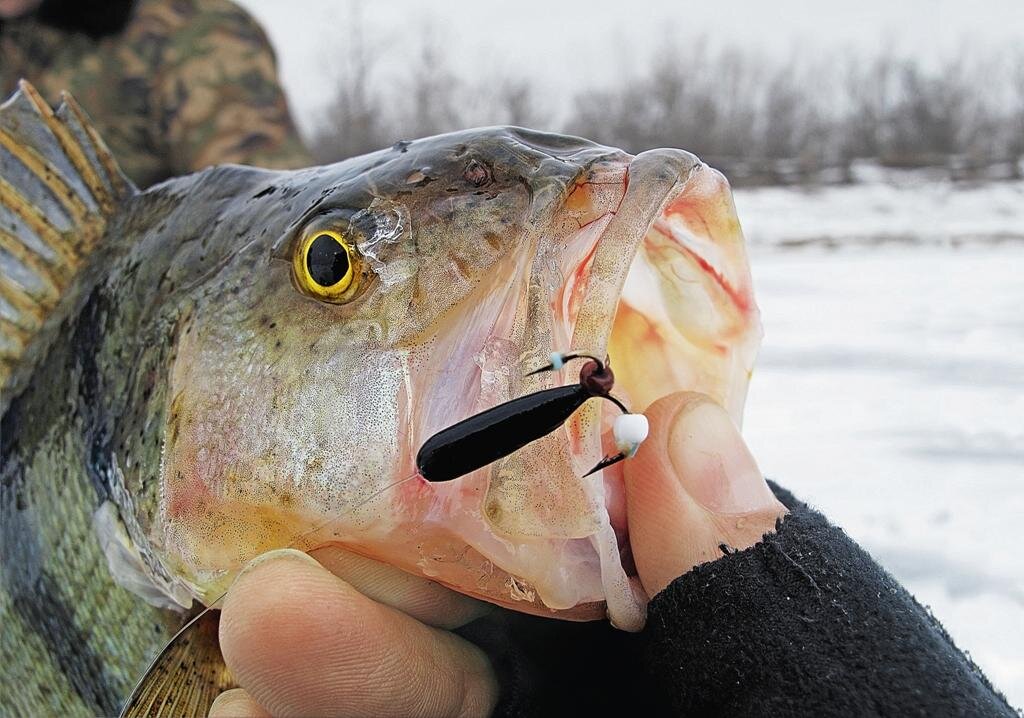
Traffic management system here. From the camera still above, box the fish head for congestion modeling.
[144,127,760,630]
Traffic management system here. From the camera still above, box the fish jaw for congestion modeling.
[151,145,760,633]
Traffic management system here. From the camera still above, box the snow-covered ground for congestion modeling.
[736,175,1024,249]
[735,180,1024,709]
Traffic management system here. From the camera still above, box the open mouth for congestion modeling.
[544,150,761,628]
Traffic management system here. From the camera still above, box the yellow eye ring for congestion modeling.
[293,229,363,303]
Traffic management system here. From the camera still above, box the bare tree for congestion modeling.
[309,4,390,162]
[1009,51,1024,163]
[493,78,548,128]
[395,32,463,139]
[310,25,1023,183]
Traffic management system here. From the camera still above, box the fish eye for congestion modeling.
[292,229,363,303]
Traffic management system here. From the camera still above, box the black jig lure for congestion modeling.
[416,354,647,483]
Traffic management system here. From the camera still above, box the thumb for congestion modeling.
[624,392,786,597]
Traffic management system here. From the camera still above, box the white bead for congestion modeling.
[550,352,564,370]
[613,413,649,453]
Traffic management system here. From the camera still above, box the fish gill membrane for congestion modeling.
[0,81,761,716]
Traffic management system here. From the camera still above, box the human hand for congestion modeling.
[624,391,788,596]
[210,546,498,717]
[209,392,784,717]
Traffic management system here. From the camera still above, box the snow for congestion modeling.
[734,178,1024,709]
[736,175,1024,250]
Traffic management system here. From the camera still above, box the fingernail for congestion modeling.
[208,689,251,718]
[239,548,319,578]
[667,400,776,514]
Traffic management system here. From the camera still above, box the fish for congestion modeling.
[0,80,761,716]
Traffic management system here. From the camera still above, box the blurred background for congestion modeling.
[240,0,1024,705]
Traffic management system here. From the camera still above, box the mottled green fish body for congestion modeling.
[0,81,170,717]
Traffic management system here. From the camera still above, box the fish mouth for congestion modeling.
[370,148,760,631]
[536,148,761,627]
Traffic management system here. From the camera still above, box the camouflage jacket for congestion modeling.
[0,0,312,188]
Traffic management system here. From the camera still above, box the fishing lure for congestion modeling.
[416,352,649,482]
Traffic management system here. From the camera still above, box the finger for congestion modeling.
[309,545,491,629]
[220,549,499,718]
[624,392,786,596]
[208,688,271,717]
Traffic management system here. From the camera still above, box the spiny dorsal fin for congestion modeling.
[0,80,136,413]
[120,609,235,718]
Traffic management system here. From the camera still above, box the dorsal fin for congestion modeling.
[0,80,136,413]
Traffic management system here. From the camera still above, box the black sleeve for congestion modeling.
[642,481,1017,717]
[463,482,1017,717]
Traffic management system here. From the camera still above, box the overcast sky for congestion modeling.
[238,0,1024,137]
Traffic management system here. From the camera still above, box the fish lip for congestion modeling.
[662,225,746,308]
[561,150,729,580]
[568,148,702,356]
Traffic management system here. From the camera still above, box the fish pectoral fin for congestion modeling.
[120,608,234,718]
[94,499,195,611]
[0,80,136,413]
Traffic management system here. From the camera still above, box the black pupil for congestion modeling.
[306,234,350,287]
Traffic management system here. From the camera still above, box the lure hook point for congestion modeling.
[582,412,650,476]
[583,452,628,477]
